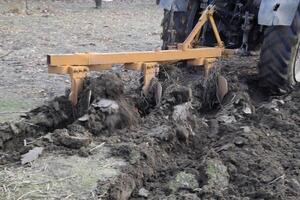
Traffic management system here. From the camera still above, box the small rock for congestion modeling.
[234,137,246,147]
[78,114,89,122]
[168,172,199,192]
[138,187,150,198]
[242,105,252,114]
[241,126,251,133]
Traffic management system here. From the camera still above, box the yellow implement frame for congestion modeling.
[48,6,226,106]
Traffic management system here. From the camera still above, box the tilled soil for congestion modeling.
[0,1,300,200]
[0,55,299,199]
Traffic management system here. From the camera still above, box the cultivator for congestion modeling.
[47,6,229,106]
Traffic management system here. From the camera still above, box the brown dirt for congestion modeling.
[0,1,300,200]
[1,57,299,199]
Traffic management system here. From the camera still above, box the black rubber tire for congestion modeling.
[258,5,300,92]
[95,0,102,8]
[161,0,200,50]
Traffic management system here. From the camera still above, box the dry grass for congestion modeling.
[0,149,126,199]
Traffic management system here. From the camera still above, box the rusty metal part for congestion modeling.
[68,66,89,106]
[47,6,227,106]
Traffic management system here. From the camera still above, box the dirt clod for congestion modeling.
[53,128,92,149]
[168,172,199,192]
[175,125,189,143]
[87,74,124,100]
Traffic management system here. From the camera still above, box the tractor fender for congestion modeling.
[258,0,300,26]
[158,0,190,11]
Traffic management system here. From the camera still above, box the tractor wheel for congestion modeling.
[95,0,102,9]
[161,0,200,50]
[258,6,300,93]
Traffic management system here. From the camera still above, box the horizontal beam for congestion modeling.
[48,64,113,74]
[47,48,223,67]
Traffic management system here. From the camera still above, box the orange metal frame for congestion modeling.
[47,6,226,106]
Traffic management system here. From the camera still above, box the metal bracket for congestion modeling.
[181,6,224,50]
[142,62,160,95]
[204,58,217,78]
[68,66,89,106]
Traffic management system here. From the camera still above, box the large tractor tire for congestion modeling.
[258,6,300,93]
[161,0,200,50]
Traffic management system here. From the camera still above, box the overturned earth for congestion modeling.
[0,58,300,200]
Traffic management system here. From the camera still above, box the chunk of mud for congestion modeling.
[85,74,124,100]
[106,174,136,200]
[164,85,192,105]
[27,96,73,128]
[53,127,92,149]
[168,172,199,192]
[175,125,189,143]
[88,99,139,135]
[159,64,184,85]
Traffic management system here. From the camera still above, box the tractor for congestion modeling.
[158,0,300,93]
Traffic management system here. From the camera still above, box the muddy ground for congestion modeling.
[1,1,300,200]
